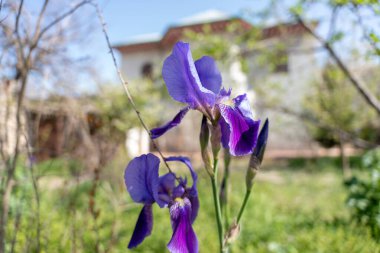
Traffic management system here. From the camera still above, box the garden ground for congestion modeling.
[11,155,380,253]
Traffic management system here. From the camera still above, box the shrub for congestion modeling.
[345,149,380,239]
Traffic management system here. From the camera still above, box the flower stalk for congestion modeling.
[220,148,231,227]
[236,119,269,224]
[210,158,224,252]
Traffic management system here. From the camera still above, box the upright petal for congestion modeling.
[158,173,176,204]
[128,204,154,249]
[151,107,190,139]
[165,156,199,222]
[162,42,217,108]
[124,154,161,205]
[167,198,199,253]
[194,56,222,95]
[165,156,197,189]
[217,87,232,103]
[219,95,260,156]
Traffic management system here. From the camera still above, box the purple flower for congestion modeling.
[151,41,260,156]
[125,154,199,253]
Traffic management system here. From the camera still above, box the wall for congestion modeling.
[247,33,320,150]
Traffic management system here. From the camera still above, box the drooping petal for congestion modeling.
[165,156,199,222]
[194,56,222,95]
[128,204,154,249]
[124,154,161,204]
[162,41,217,108]
[219,94,260,156]
[167,198,199,253]
[151,107,190,139]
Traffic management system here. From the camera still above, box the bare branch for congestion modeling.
[34,0,90,47]
[14,0,26,66]
[91,2,175,174]
[352,6,380,55]
[272,105,378,149]
[33,0,50,42]
[327,6,339,41]
[14,0,23,33]
[295,15,380,115]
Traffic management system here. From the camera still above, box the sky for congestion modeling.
[24,0,379,94]
[23,0,298,95]
[100,0,269,44]
[92,0,275,84]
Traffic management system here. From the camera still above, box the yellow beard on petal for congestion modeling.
[174,197,185,206]
[221,100,234,107]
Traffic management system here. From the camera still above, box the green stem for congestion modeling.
[221,149,231,228]
[237,189,252,224]
[210,158,224,252]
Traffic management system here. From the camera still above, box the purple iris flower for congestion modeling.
[151,41,260,156]
[124,153,199,253]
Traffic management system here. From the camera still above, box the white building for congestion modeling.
[114,10,320,156]
[0,80,26,157]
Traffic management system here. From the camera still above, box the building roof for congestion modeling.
[176,9,232,26]
[114,10,314,54]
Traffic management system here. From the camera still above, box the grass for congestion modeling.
[7,155,380,253]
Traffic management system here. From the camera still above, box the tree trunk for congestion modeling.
[339,134,351,179]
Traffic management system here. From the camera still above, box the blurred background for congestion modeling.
[0,0,379,252]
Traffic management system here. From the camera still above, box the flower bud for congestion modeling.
[199,116,213,176]
[252,118,269,164]
[246,119,269,190]
[224,220,240,245]
[210,123,222,158]
[199,116,209,152]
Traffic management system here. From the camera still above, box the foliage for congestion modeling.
[303,64,379,147]
[345,149,380,239]
[6,154,380,252]
[91,79,170,140]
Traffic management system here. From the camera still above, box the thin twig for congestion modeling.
[23,131,41,253]
[91,2,174,173]
[33,0,50,43]
[327,6,339,41]
[10,209,21,253]
[352,6,380,55]
[271,105,379,149]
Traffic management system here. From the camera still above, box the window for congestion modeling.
[141,62,153,79]
[274,50,288,73]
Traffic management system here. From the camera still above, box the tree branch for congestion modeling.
[272,105,379,149]
[295,15,380,115]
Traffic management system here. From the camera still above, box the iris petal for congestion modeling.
[165,156,197,189]
[194,56,222,95]
[252,118,269,163]
[165,156,199,222]
[219,94,260,156]
[124,154,161,204]
[151,107,190,139]
[162,41,217,108]
[167,198,199,253]
[128,204,154,249]
[158,173,176,206]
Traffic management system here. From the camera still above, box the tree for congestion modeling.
[0,1,91,251]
